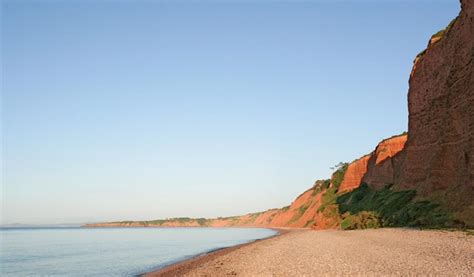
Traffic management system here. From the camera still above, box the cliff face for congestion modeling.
[398,0,474,225]
[338,135,408,193]
[363,135,407,189]
[338,155,371,193]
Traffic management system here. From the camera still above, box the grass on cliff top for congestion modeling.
[416,16,459,59]
[384,131,408,141]
[432,16,458,41]
[336,184,453,229]
[130,217,210,227]
[416,49,427,59]
[312,179,331,196]
[249,212,262,222]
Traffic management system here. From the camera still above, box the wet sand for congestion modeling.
[146,228,473,276]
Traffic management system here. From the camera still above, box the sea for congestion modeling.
[0,227,277,276]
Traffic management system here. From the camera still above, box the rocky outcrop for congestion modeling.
[363,134,408,189]
[337,134,408,193]
[398,0,473,225]
[338,155,370,193]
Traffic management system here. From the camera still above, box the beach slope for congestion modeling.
[148,228,473,276]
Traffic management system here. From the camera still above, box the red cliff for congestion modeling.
[363,134,408,189]
[339,134,407,193]
[398,0,474,225]
[338,155,371,193]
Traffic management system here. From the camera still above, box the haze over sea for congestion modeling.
[0,227,276,276]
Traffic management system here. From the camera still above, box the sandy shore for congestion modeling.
[146,228,473,276]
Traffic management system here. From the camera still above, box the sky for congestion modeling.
[1,0,460,225]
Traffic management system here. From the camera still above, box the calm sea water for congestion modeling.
[0,227,277,276]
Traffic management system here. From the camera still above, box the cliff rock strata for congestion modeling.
[399,0,473,225]
[363,135,407,189]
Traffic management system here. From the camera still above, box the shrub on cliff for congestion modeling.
[312,179,331,196]
[316,163,349,213]
[336,184,452,228]
[340,211,381,230]
[147,219,165,226]
[196,218,209,226]
[317,187,338,213]
[330,163,349,191]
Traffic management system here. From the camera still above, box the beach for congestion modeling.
[147,228,473,276]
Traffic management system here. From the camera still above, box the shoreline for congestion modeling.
[143,228,473,276]
[142,227,296,277]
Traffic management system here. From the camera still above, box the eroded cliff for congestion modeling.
[399,0,473,225]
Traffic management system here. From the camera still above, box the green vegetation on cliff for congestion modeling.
[288,203,311,225]
[115,217,211,227]
[331,163,349,191]
[317,163,349,214]
[313,158,453,230]
[336,184,452,229]
[416,16,458,60]
[340,211,380,230]
[431,16,458,41]
[312,179,331,196]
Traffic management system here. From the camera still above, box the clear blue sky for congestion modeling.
[2,0,459,225]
